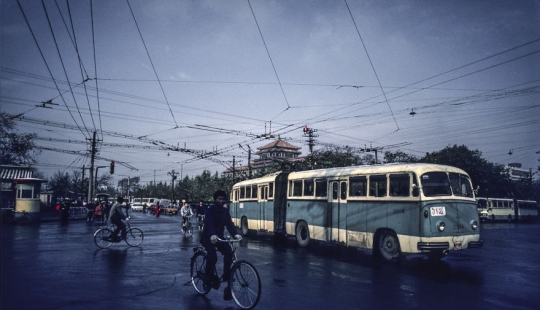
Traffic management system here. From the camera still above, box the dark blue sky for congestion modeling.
[1,0,539,183]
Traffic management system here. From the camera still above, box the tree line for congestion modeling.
[2,112,539,204]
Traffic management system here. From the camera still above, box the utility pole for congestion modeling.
[87,131,99,202]
[303,126,318,169]
[238,144,252,178]
[365,144,384,164]
[232,156,236,183]
[168,169,178,202]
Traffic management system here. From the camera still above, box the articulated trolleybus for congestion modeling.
[230,163,483,262]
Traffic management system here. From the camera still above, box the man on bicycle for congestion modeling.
[200,190,242,300]
[180,201,193,228]
[107,196,128,242]
[196,200,206,218]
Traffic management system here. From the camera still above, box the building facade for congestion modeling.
[224,139,304,179]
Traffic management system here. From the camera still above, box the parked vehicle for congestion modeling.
[163,204,178,215]
[131,198,144,212]
[155,199,171,209]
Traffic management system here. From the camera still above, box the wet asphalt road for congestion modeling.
[2,211,540,310]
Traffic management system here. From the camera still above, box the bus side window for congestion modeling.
[240,187,245,199]
[269,183,274,198]
[349,176,367,196]
[369,175,387,197]
[252,185,258,199]
[292,180,302,197]
[315,179,327,197]
[340,182,347,200]
[304,179,314,196]
[389,174,410,197]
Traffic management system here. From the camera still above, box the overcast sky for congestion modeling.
[1,0,539,186]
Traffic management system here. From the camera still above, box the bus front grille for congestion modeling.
[417,242,449,250]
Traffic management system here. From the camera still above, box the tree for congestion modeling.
[0,113,41,166]
[117,176,140,198]
[384,150,418,164]
[48,171,72,202]
[308,145,367,169]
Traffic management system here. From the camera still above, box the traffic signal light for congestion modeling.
[110,161,115,174]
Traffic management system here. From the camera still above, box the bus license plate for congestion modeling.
[454,242,462,250]
[430,206,446,216]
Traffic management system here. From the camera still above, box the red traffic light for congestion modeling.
[303,126,309,133]
[110,161,115,174]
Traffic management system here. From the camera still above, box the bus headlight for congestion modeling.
[437,221,445,232]
[470,220,478,230]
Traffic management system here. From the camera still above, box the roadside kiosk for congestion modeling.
[13,177,47,223]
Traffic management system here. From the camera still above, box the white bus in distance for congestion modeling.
[477,197,538,222]
[230,163,483,263]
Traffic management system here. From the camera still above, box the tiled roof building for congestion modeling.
[224,139,303,177]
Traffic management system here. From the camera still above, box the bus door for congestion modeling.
[258,185,269,232]
[329,180,347,243]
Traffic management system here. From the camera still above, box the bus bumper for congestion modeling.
[468,240,483,248]
[417,240,483,251]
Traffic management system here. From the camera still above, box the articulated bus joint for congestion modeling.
[417,242,449,251]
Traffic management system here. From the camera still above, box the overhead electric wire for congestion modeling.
[247,0,291,110]
[89,0,105,142]
[16,0,88,139]
[65,0,97,131]
[41,0,91,136]
[126,0,178,127]
[344,0,399,131]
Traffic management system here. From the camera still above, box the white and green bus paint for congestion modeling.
[477,197,538,222]
[230,163,483,262]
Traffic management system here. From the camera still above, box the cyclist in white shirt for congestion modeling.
[180,202,193,227]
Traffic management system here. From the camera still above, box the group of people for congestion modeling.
[92,190,240,301]
[85,200,111,223]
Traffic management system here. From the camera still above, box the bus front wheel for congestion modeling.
[378,230,401,263]
[296,221,310,247]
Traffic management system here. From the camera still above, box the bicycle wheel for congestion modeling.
[94,228,113,249]
[190,251,211,295]
[125,228,144,247]
[229,260,261,310]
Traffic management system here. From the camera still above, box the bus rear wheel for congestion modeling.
[378,230,401,263]
[296,221,310,247]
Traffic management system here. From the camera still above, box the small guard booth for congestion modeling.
[13,177,47,222]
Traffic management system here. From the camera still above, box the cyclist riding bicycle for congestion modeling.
[196,200,206,221]
[106,196,128,242]
[180,201,193,227]
[200,190,242,301]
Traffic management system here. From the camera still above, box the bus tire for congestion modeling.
[378,230,401,263]
[296,221,310,247]
[241,217,249,236]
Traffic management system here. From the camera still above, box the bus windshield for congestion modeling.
[421,172,473,197]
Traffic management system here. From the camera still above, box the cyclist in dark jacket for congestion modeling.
[200,190,242,300]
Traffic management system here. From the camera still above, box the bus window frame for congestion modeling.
[369,174,387,198]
